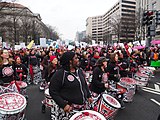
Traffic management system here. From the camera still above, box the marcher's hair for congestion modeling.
[110,53,117,62]
[96,57,107,66]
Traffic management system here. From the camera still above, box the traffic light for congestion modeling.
[147,26,155,36]
[147,11,154,26]
[156,11,160,25]
[142,11,148,26]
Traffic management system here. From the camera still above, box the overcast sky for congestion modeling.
[16,0,118,40]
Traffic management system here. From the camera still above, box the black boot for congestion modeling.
[120,100,125,109]
[42,104,46,113]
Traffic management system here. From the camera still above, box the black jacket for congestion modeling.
[107,61,120,82]
[90,66,106,94]
[49,68,91,109]
[0,64,19,84]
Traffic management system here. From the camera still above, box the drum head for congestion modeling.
[0,93,26,114]
[120,77,136,85]
[135,72,148,77]
[16,81,27,88]
[70,110,105,120]
[102,94,121,109]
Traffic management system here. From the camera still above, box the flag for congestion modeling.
[27,40,34,49]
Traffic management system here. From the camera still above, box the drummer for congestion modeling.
[107,53,125,109]
[0,49,19,86]
[90,57,109,96]
[15,56,28,81]
[49,51,92,119]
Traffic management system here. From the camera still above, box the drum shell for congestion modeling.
[0,109,26,120]
[44,89,55,108]
[134,72,148,87]
[117,83,135,102]
[97,94,121,119]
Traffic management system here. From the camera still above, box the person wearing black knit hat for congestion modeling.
[49,51,92,120]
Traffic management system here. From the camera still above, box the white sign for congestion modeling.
[40,38,47,47]
[20,42,26,48]
[15,45,21,50]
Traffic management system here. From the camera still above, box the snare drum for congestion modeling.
[138,67,153,77]
[143,66,155,72]
[134,72,149,87]
[70,110,106,120]
[16,81,28,96]
[0,93,27,120]
[44,89,55,107]
[97,94,121,119]
[118,77,136,102]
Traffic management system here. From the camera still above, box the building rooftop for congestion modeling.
[0,2,26,8]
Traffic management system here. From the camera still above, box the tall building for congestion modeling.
[86,0,136,44]
[86,15,103,43]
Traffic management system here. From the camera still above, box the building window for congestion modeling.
[122,9,135,13]
[122,4,136,9]
[122,0,136,5]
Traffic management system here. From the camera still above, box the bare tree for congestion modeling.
[46,25,59,41]
[109,17,122,43]
[81,35,92,44]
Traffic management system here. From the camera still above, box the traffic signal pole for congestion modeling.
[142,10,157,47]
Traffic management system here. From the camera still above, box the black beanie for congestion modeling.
[60,51,75,66]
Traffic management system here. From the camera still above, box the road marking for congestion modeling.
[143,87,160,93]
[150,99,160,106]
[156,82,160,86]
[142,89,160,95]
[154,84,160,91]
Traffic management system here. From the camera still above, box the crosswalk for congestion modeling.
[142,82,160,95]
[142,83,160,107]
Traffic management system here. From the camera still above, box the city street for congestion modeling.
[25,70,160,120]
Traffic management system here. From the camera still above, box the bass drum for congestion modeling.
[0,93,27,120]
[96,93,121,119]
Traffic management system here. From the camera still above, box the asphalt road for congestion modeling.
[25,70,160,120]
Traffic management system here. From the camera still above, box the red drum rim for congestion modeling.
[120,77,136,85]
[16,81,27,88]
[70,110,106,120]
[102,94,121,109]
[0,93,26,114]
